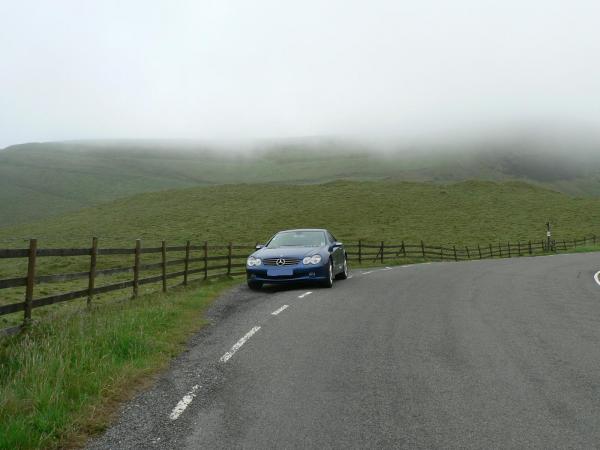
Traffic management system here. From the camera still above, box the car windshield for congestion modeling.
[267,231,326,248]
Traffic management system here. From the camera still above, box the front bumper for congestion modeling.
[246,263,329,283]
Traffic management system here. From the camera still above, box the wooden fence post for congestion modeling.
[421,241,425,258]
[87,237,98,306]
[528,240,532,255]
[228,242,233,275]
[465,246,470,259]
[517,241,521,256]
[380,241,384,263]
[402,240,406,258]
[477,244,482,259]
[183,240,190,286]
[24,238,37,326]
[204,241,208,280]
[453,245,457,262]
[507,242,511,258]
[499,243,503,258]
[133,239,141,298]
[161,241,167,293]
[489,243,493,258]
[358,240,362,264]
[563,240,567,251]
[440,246,444,261]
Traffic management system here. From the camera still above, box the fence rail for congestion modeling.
[0,239,255,334]
[1,234,599,335]
[347,235,597,264]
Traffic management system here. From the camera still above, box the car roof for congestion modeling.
[277,229,328,233]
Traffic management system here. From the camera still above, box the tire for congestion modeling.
[335,256,348,280]
[321,260,334,288]
[247,280,263,290]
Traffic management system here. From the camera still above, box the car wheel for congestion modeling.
[335,256,348,280]
[247,280,263,290]
[322,260,334,288]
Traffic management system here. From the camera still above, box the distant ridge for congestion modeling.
[1,132,600,227]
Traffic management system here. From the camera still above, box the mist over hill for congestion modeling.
[1,130,600,227]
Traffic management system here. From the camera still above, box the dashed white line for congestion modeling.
[594,271,600,286]
[362,270,374,275]
[383,267,393,270]
[220,326,261,363]
[271,305,289,315]
[169,384,200,420]
[298,291,312,298]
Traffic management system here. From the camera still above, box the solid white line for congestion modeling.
[169,384,200,420]
[298,291,312,298]
[220,326,261,363]
[271,305,289,315]
[594,271,600,286]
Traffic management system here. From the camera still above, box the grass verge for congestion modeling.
[0,276,240,450]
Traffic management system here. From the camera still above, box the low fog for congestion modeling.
[1,0,600,149]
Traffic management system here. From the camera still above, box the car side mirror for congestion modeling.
[255,244,264,250]
[329,241,343,251]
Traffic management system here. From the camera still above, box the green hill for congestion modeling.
[2,137,600,227]
[2,179,599,248]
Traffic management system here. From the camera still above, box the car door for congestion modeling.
[328,232,343,272]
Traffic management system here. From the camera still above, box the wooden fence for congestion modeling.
[1,234,598,335]
[0,239,253,335]
[345,235,598,264]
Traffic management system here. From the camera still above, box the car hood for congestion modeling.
[253,246,325,259]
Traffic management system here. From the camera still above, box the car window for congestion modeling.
[267,231,327,248]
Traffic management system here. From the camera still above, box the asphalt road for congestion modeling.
[88,253,600,449]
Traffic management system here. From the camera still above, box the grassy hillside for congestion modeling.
[2,179,600,249]
[2,137,600,227]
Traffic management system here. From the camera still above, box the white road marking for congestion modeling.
[298,291,312,298]
[169,384,200,420]
[347,275,353,279]
[362,271,374,275]
[271,305,289,315]
[220,326,261,363]
[594,271,600,286]
[383,267,393,270]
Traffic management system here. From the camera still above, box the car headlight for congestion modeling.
[302,255,322,265]
[247,256,262,267]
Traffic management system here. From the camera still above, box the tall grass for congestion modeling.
[0,277,238,449]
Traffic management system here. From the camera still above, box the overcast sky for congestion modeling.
[1,0,600,148]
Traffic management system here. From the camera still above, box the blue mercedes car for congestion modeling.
[246,229,348,290]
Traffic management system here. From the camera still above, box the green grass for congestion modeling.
[3,178,600,327]
[0,277,239,450]
[2,179,600,248]
[3,139,600,226]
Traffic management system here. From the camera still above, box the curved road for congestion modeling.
[88,253,600,449]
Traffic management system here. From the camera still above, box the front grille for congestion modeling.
[263,258,301,266]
